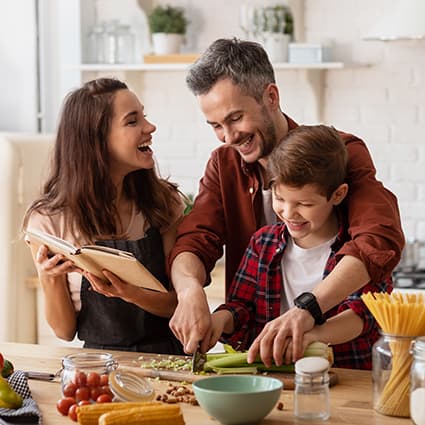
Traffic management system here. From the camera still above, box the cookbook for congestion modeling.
[24,229,167,292]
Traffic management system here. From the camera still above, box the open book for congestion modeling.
[24,229,167,293]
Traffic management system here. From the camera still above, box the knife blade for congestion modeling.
[25,371,56,381]
[191,346,207,373]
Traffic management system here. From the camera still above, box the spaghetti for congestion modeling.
[361,291,425,417]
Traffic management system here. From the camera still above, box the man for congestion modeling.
[169,38,404,362]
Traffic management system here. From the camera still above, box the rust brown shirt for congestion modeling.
[169,115,404,292]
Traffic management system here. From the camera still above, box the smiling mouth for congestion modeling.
[137,140,152,152]
[236,135,254,150]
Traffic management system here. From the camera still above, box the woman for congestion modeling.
[23,78,184,354]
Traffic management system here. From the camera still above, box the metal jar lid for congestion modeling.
[295,356,330,375]
[108,370,155,402]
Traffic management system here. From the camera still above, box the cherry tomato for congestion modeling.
[56,397,76,416]
[96,394,113,403]
[63,382,77,397]
[86,371,101,388]
[75,386,91,402]
[73,370,87,387]
[99,374,109,386]
[78,400,91,406]
[0,352,4,370]
[100,385,113,397]
[90,386,102,401]
[68,404,78,422]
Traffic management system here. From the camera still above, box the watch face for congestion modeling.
[298,293,313,304]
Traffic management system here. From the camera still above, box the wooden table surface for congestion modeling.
[0,342,411,425]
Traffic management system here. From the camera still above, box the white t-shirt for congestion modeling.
[280,235,337,314]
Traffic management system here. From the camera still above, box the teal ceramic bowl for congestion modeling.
[193,375,283,425]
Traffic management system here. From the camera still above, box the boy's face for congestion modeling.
[272,182,345,248]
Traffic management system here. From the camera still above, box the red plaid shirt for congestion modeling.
[215,221,392,370]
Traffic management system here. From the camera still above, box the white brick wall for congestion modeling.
[135,0,425,240]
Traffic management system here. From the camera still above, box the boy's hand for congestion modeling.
[207,310,233,352]
[247,307,314,367]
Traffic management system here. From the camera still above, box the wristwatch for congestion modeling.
[294,292,326,325]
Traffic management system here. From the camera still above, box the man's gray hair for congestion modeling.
[186,38,276,102]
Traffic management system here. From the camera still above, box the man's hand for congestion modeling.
[247,307,314,367]
[169,285,212,354]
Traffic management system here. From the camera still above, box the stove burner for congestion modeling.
[393,269,425,290]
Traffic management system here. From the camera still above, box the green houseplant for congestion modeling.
[148,5,188,55]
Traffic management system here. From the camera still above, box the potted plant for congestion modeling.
[259,4,294,63]
[148,5,188,55]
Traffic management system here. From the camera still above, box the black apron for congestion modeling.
[77,227,183,354]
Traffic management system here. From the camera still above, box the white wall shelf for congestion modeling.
[74,61,345,72]
[73,61,347,122]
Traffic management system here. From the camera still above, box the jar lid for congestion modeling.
[108,370,155,402]
[295,356,329,375]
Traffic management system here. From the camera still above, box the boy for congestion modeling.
[210,125,392,370]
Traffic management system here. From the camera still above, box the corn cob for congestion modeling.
[77,401,160,425]
[98,404,185,425]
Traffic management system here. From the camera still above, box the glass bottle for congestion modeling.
[61,352,118,398]
[372,332,415,417]
[294,356,330,420]
[410,336,425,425]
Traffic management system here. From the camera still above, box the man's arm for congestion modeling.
[169,252,212,354]
[338,135,405,280]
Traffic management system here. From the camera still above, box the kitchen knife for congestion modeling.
[25,371,56,381]
[191,346,207,373]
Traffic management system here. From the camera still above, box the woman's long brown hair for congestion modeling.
[23,78,180,241]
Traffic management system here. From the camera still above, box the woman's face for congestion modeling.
[107,89,156,181]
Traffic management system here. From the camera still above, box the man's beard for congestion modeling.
[258,105,278,159]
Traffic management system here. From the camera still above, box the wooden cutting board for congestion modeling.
[118,354,338,391]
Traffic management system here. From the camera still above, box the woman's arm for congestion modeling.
[85,215,184,318]
[86,270,178,318]
[29,243,78,341]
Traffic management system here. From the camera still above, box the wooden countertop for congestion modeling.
[0,342,410,425]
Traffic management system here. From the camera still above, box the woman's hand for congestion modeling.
[84,270,136,301]
[34,244,77,277]
[85,270,178,318]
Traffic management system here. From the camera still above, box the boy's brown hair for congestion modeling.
[268,125,348,199]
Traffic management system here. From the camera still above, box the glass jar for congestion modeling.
[87,24,105,63]
[372,332,415,417]
[294,356,330,421]
[108,370,154,402]
[115,24,134,64]
[61,352,118,400]
[103,20,119,64]
[410,336,425,425]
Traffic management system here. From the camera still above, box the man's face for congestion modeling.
[198,78,277,163]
